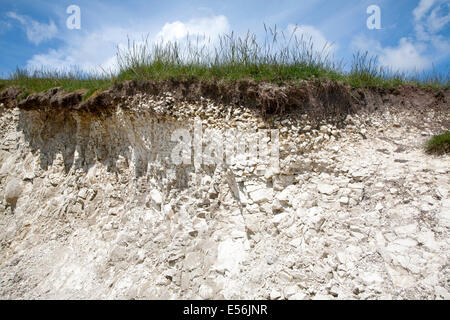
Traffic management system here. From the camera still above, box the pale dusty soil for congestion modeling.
[0,98,448,300]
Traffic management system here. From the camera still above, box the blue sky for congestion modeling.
[0,0,449,77]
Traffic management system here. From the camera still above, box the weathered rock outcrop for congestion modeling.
[0,83,449,299]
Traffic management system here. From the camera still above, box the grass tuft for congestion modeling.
[1,26,449,96]
[425,131,450,155]
[2,67,113,98]
[115,26,346,84]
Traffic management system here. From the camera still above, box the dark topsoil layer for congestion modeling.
[0,79,449,124]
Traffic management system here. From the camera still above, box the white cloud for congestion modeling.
[26,26,136,73]
[352,0,449,72]
[413,0,437,21]
[427,5,450,32]
[25,15,231,74]
[415,0,450,41]
[156,15,230,42]
[7,12,58,45]
[0,20,12,35]
[431,34,450,53]
[286,24,337,55]
[352,36,431,72]
[380,38,431,71]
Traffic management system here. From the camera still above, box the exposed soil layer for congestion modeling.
[1,80,449,121]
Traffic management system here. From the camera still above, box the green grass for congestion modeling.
[425,131,450,155]
[114,28,347,84]
[1,26,449,98]
[1,68,113,100]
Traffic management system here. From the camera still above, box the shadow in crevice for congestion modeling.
[17,109,77,173]
[16,109,184,193]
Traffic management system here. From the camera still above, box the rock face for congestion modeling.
[4,178,22,207]
[0,92,449,300]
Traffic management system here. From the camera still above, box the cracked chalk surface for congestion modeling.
[0,96,449,300]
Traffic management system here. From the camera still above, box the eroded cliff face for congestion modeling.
[0,88,449,299]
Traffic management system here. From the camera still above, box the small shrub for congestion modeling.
[425,131,450,155]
